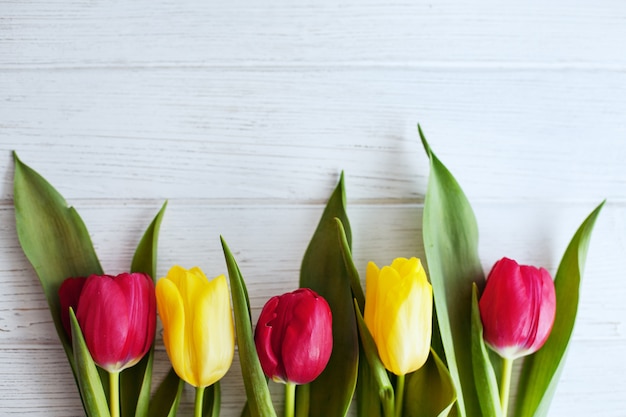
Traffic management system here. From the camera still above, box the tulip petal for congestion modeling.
[76,275,130,372]
[255,296,283,381]
[193,274,234,387]
[156,277,189,384]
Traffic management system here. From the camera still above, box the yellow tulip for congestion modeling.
[156,265,235,388]
[364,257,433,375]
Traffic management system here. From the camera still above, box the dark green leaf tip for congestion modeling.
[417,124,433,157]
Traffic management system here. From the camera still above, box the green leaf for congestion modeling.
[335,217,385,417]
[353,300,395,417]
[419,126,484,417]
[299,172,359,417]
[131,201,168,279]
[148,368,184,417]
[470,285,502,417]
[202,382,220,417]
[69,308,111,417]
[335,218,365,310]
[221,236,277,417]
[515,201,605,417]
[13,152,103,372]
[404,349,457,417]
[122,202,168,417]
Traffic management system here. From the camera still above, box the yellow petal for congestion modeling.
[192,274,235,387]
[155,277,191,383]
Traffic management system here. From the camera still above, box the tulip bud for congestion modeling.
[59,273,156,373]
[364,257,433,376]
[254,288,333,385]
[479,257,556,359]
[156,266,235,388]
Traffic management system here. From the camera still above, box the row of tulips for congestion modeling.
[13,128,603,417]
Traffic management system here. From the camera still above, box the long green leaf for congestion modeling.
[336,217,382,417]
[70,308,111,417]
[123,202,168,417]
[13,152,103,372]
[404,349,457,417]
[419,126,484,417]
[299,172,359,417]
[221,236,277,417]
[148,368,184,417]
[470,285,502,417]
[515,201,604,417]
[203,382,220,417]
[354,301,395,417]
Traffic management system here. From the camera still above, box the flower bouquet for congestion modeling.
[12,127,603,417]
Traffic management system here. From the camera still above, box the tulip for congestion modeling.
[479,257,556,360]
[254,288,333,385]
[59,272,156,417]
[478,257,556,416]
[156,265,234,416]
[255,288,333,417]
[59,273,156,372]
[364,257,432,376]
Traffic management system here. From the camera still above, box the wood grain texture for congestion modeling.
[1,69,624,202]
[1,0,625,415]
[2,0,625,67]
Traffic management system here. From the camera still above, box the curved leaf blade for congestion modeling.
[221,236,277,417]
[419,127,484,417]
[70,308,111,417]
[470,285,502,417]
[148,368,184,417]
[299,173,359,417]
[354,301,395,417]
[13,152,103,367]
[404,349,457,417]
[515,201,605,417]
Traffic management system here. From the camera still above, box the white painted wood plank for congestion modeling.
[1,69,624,202]
[2,0,625,67]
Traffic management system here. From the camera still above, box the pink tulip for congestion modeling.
[479,257,556,359]
[59,273,156,372]
[254,288,333,384]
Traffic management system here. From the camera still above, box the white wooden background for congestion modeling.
[1,1,625,416]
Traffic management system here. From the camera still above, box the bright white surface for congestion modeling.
[1,1,625,416]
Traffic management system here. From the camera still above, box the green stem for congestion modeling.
[109,371,120,417]
[285,382,296,417]
[195,386,205,417]
[394,374,405,417]
[500,358,514,417]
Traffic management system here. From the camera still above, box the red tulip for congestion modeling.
[479,257,556,359]
[59,272,156,372]
[254,288,333,384]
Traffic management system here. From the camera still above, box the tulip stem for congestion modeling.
[500,358,514,417]
[394,374,405,417]
[109,371,120,417]
[195,386,205,417]
[285,382,296,417]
